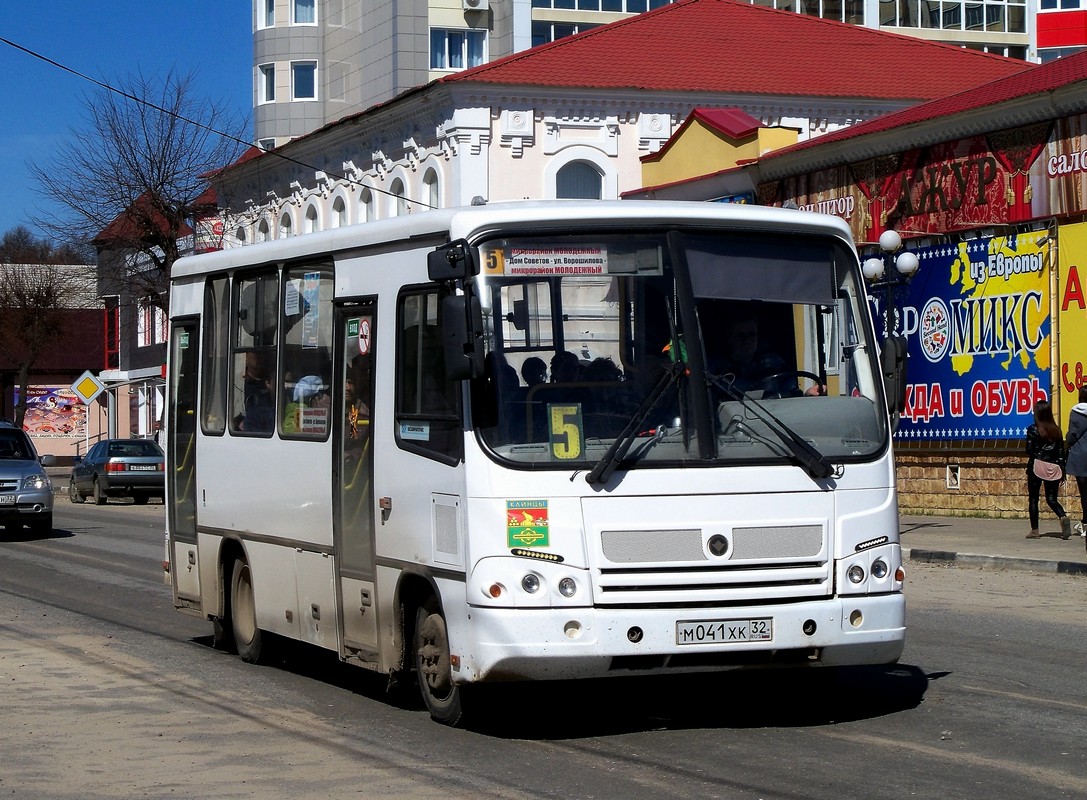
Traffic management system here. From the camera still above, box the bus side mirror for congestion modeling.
[440,292,485,381]
[880,335,908,430]
[428,240,477,282]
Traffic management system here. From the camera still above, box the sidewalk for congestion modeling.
[901,514,1087,576]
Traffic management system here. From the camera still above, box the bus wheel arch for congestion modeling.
[397,575,465,726]
[213,538,246,653]
[230,555,264,663]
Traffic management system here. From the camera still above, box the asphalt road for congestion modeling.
[0,499,1084,799]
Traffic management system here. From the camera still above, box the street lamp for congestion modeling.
[862,229,919,338]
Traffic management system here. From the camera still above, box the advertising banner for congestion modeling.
[869,232,1051,441]
[1057,222,1087,429]
[13,385,87,438]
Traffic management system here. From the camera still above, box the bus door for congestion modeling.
[167,319,200,600]
[334,301,378,656]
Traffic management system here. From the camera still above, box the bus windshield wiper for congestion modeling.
[707,374,834,479]
[586,362,684,486]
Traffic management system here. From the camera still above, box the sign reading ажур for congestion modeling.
[869,232,1050,441]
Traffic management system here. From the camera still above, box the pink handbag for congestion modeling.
[1033,459,1063,482]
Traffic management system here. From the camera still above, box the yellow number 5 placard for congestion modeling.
[548,404,583,460]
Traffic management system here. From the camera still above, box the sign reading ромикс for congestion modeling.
[871,232,1050,441]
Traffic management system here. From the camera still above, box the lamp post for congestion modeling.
[862,229,920,339]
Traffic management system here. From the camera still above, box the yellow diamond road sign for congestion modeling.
[71,371,106,405]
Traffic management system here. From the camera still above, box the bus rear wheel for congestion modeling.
[231,558,264,663]
[414,599,465,726]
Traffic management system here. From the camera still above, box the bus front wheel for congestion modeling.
[231,559,264,663]
[414,599,464,726]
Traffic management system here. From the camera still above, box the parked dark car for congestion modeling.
[69,438,165,505]
[0,419,55,534]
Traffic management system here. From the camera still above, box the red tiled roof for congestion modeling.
[757,48,1087,162]
[92,193,193,246]
[442,0,1032,101]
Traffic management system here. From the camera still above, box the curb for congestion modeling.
[906,548,1087,577]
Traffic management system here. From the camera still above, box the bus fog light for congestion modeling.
[849,609,863,627]
[871,559,888,579]
[521,573,541,593]
[558,577,577,598]
[564,620,582,639]
[847,565,865,584]
[486,582,505,599]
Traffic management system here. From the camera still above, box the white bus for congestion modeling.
[165,200,907,725]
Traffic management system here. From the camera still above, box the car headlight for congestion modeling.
[22,474,51,491]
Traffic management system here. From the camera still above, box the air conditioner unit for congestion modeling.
[463,0,489,11]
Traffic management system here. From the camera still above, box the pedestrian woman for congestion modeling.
[1025,400,1072,539]
[1065,385,1087,543]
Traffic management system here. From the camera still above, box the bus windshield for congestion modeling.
[472,229,886,471]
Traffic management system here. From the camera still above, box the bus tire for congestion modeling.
[414,598,465,726]
[231,558,264,664]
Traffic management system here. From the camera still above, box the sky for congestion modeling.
[0,2,252,240]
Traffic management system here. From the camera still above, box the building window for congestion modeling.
[423,168,440,209]
[235,226,247,245]
[390,179,407,217]
[257,137,276,151]
[533,0,674,8]
[304,204,319,233]
[257,219,270,242]
[138,298,167,348]
[430,29,487,70]
[332,196,347,228]
[556,161,603,199]
[279,212,293,238]
[292,0,317,25]
[260,0,275,28]
[360,188,375,222]
[531,21,601,46]
[258,64,275,104]
[292,61,317,100]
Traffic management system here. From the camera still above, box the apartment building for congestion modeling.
[254,0,1049,149]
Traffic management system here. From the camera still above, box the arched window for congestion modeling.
[257,219,270,242]
[332,196,347,228]
[360,188,375,222]
[279,212,293,238]
[235,226,247,245]
[304,204,319,233]
[390,178,407,217]
[556,161,603,199]
[423,168,440,210]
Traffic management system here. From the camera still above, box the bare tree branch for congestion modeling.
[28,68,248,310]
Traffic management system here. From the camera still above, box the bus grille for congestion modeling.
[595,525,829,605]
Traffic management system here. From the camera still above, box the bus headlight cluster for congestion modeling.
[839,549,901,595]
[474,558,588,607]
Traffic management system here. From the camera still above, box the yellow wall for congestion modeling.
[641,121,797,188]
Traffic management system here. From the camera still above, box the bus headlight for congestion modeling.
[871,559,889,580]
[558,577,578,598]
[521,573,541,594]
[847,564,865,584]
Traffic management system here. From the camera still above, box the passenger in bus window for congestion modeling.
[709,306,823,397]
[550,350,581,383]
[520,356,547,388]
[241,350,275,433]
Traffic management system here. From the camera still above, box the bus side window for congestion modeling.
[395,288,462,464]
[231,271,279,436]
[280,265,333,439]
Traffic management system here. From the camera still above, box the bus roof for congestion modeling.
[172,200,855,279]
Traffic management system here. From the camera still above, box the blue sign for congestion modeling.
[868,232,1051,441]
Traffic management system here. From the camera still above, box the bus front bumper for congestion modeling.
[455,593,905,683]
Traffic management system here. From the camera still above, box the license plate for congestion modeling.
[0,494,14,505]
[129,465,156,471]
[676,617,773,645]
